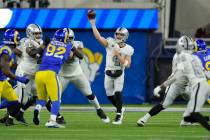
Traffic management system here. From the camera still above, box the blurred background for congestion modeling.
[0,0,210,105]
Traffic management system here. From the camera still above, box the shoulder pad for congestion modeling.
[125,44,134,56]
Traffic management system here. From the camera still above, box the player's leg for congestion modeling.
[45,72,64,128]
[104,75,116,107]
[137,84,180,126]
[15,79,36,124]
[45,76,69,124]
[72,74,110,123]
[34,71,47,125]
[185,82,210,131]
[1,81,22,126]
[112,74,125,125]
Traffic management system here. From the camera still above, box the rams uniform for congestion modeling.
[0,45,18,102]
[193,48,210,104]
[35,40,72,102]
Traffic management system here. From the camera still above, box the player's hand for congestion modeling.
[87,9,96,25]
[15,76,29,84]
[153,85,161,97]
[88,18,96,25]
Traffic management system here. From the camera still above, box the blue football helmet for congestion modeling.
[53,29,69,44]
[3,29,20,45]
[194,39,207,52]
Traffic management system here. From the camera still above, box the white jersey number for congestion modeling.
[112,56,120,66]
[192,60,204,78]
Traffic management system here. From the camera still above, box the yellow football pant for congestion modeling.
[207,80,210,104]
[0,80,18,101]
[35,71,62,102]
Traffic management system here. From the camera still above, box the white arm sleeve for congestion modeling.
[163,63,184,87]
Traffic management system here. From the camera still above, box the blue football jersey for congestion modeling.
[39,40,72,73]
[0,44,15,81]
[193,49,210,71]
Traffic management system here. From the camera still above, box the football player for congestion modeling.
[11,24,65,124]
[59,28,110,123]
[146,36,210,131]
[137,36,190,127]
[0,29,29,126]
[193,39,210,104]
[179,39,210,126]
[137,37,210,127]
[33,28,73,128]
[88,16,134,124]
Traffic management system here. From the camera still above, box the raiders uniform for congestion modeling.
[160,53,189,109]
[104,37,134,96]
[178,51,210,117]
[59,41,92,96]
[15,38,43,104]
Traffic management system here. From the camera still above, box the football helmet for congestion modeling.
[194,39,207,52]
[114,27,129,43]
[3,29,20,45]
[65,28,75,42]
[53,29,69,44]
[26,24,42,43]
[176,35,194,53]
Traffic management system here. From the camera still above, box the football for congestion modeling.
[87,9,96,19]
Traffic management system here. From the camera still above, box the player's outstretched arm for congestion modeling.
[88,18,108,47]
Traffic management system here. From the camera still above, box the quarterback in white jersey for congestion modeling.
[60,28,110,123]
[89,17,134,125]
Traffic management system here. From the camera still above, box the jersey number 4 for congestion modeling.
[46,44,66,59]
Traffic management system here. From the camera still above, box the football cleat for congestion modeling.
[96,108,110,123]
[45,120,65,128]
[5,118,14,126]
[0,114,8,124]
[137,119,145,127]
[33,110,40,125]
[15,111,28,125]
[180,120,199,126]
[56,115,66,124]
[112,107,125,125]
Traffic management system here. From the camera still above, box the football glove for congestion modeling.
[15,76,29,84]
[153,85,161,97]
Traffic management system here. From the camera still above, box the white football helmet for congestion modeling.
[26,24,43,43]
[114,27,129,43]
[66,28,75,42]
[176,35,194,53]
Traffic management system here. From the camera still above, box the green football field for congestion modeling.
[0,107,209,140]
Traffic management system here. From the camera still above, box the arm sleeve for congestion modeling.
[163,62,184,87]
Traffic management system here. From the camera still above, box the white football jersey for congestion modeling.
[171,53,188,86]
[177,51,206,87]
[105,37,134,71]
[60,41,84,77]
[17,38,43,76]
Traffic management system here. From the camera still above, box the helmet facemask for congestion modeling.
[176,36,194,54]
[26,24,43,43]
[114,27,129,44]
